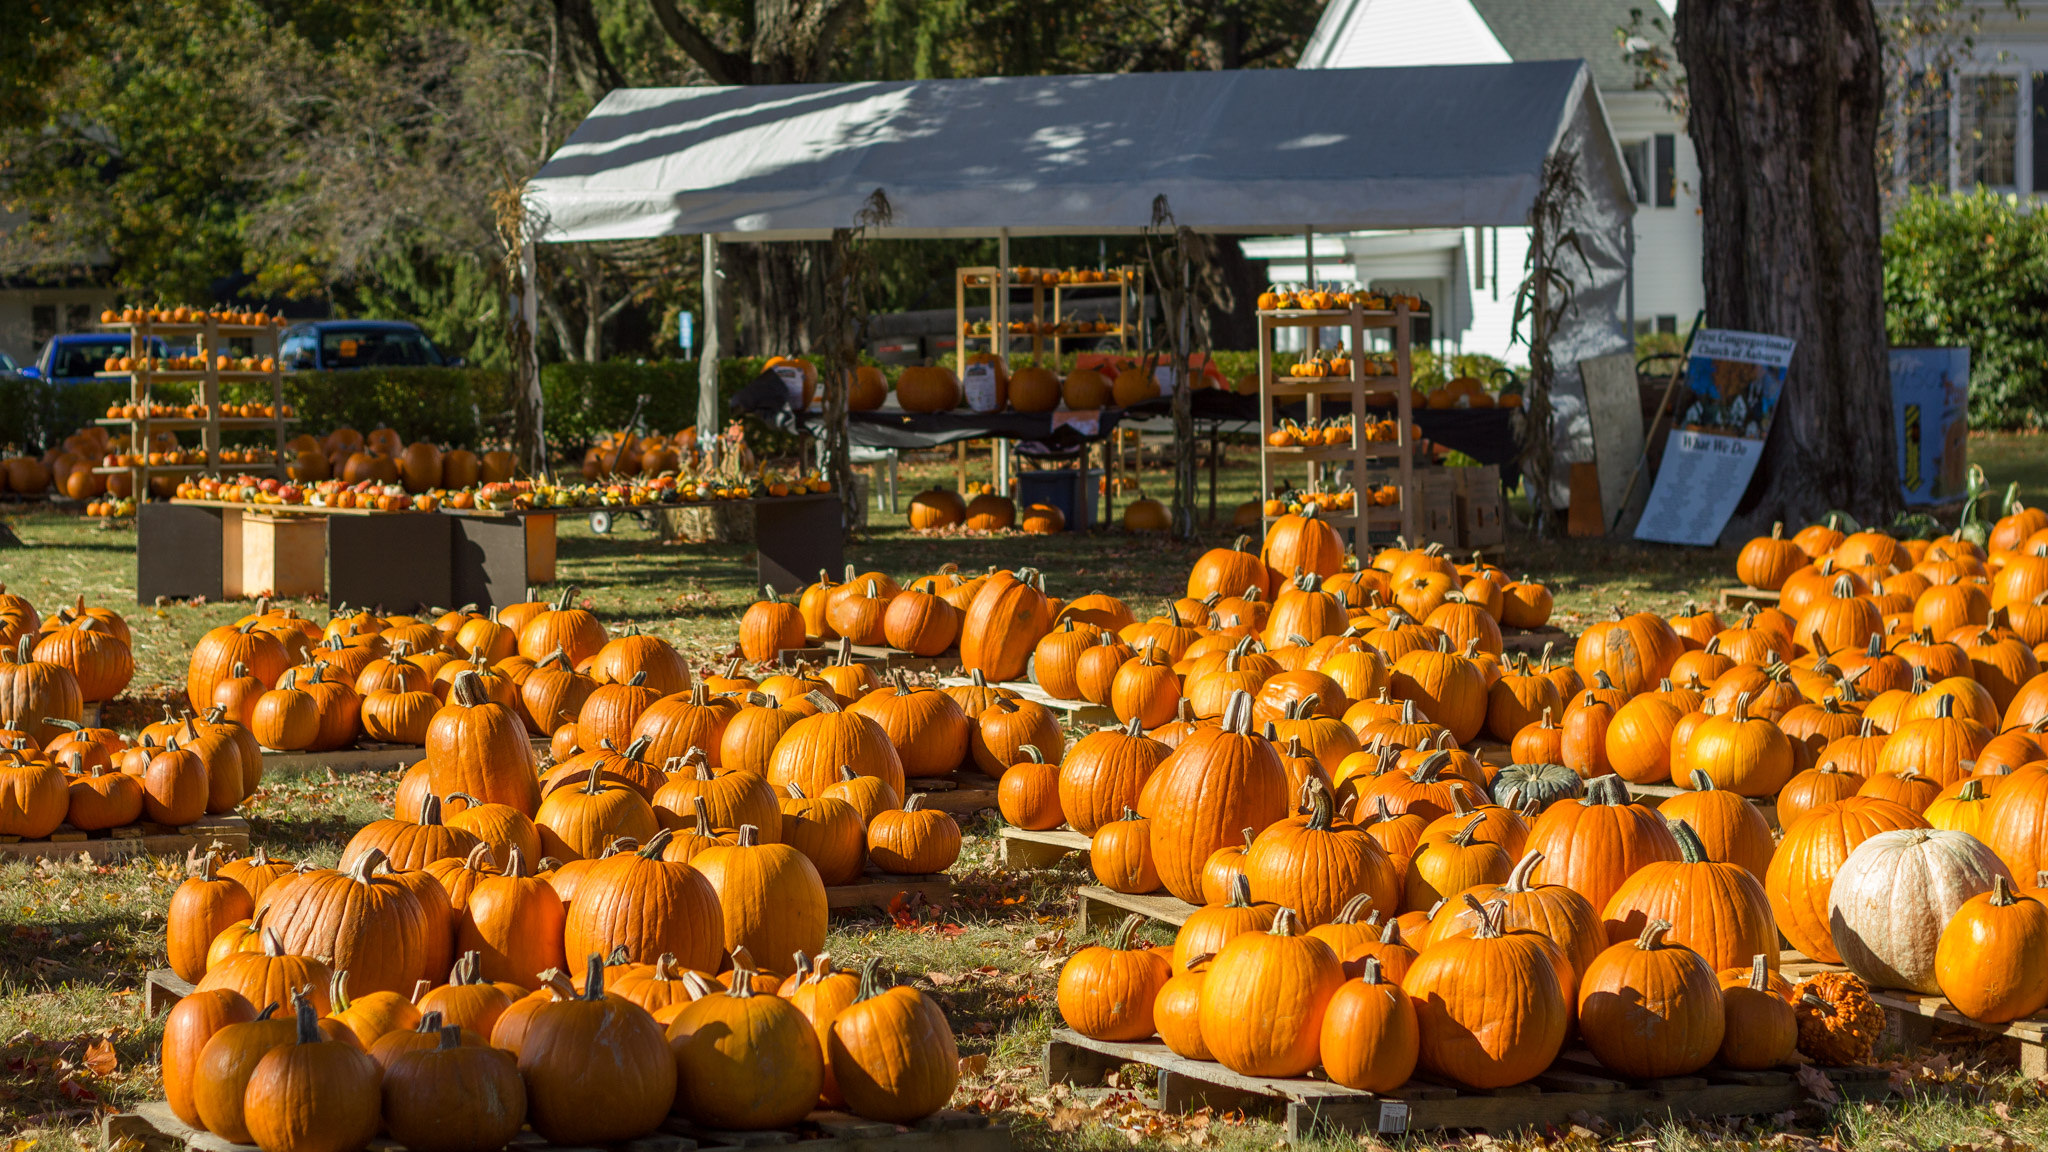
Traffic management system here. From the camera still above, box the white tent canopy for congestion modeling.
[528,62,1633,243]
[527,63,1636,498]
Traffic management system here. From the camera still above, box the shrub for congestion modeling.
[1884,188,2048,430]
[540,358,770,454]
[223,367,510,447]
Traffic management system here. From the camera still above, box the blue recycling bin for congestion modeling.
[1014,468,1099,531]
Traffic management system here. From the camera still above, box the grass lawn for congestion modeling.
[1,438,2045,1150]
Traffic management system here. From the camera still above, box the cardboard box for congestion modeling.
[1451,465,1505,551]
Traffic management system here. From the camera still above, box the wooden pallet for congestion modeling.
[908,771,999,815]
[849,643,963,674]
[998,826,1091,869]
[1075,885,1196,931]
[1719,586,1782,611]
[260,738,549,780]
[105,1099,1006,1152]
[1047,1028,1888,1141]
[828,872,955,912]
[1776,950,2048,1074]
[936,676,1115,727]
[1499,626,1575,657]
[1631,783,1780,831]
[0,813,247,862]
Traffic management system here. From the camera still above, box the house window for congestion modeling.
[1959,73,2019,188]
[65,304,92,333]
[31,305,55,346]
[1903,72,1951,191]
[1622,137,1677,207]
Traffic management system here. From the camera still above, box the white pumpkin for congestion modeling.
[1828,828,2011,993]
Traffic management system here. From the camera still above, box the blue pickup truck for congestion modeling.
[24,333,169,385]
[279,320,458,370]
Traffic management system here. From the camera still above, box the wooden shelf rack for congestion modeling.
[1255,304,1418,543]
[96,318,291,498]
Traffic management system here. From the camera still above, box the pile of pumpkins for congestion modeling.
[280,427,513,492]
[0,592,235,839]
[163,849,959,1152]
[1037,503,2048,1090]
[903,487,1173,536]
[772,353,1241,416]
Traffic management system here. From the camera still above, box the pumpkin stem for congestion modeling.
[291,990,321,1045]
[1799,991,1838,1017]
[1267,908,1302,937]
[639,829,674,858]
[1991,874,2019,906]
[852,957,888,1003]
[1459,894,1506,939]
[1447,812,1488,847]
[1333,893,1372,923]
[580,953,609,999]
[1503,851,1542,892]
[1747,953,1771,992]
[1671,820,1708,865]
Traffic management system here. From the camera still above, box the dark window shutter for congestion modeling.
[1654,135,1676,206]
[2034,73,2048,191]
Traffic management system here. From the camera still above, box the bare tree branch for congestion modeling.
[648,0,750,84]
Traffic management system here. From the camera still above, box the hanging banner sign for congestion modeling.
[1634,328,1795,546]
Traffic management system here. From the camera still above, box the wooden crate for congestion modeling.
[0,814,247,863]
[908,770,999,815]
[1452,464,1505,551]
[105,1098,1006,1152]
[1719,586,1782,611]
[227,512,325,600]
[1047,1028,1888,1141]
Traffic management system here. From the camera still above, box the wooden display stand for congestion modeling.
[94,316,290,497]
[1256,302,1418,545]
[223,512,324,599]
[954,266,1144,365]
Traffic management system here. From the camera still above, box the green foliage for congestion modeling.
[1,0,271,300]
[0,378,132,452]
[223,367,510,447]
[540,358,773,452]
[1884,187,2048,430]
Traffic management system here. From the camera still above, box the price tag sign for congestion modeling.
[963,362,1003,413]
[1377,1102,1410,1134]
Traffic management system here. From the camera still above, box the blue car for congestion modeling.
[279,321,458,370]
[26,333,168,385]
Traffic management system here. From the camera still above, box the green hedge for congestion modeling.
[1885,188,2048,430]
[540,358,772,453]
[222,367,510,446]
[0,377,132,451]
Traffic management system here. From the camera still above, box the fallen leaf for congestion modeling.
[83,1038,118,1076]
[958,1053,988,1078]
[1797,1063,1841,1106]
[926,971,959,986]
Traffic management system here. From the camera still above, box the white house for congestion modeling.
[1249,0,1700,360]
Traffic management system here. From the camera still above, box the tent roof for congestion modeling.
[528,62,1631,243]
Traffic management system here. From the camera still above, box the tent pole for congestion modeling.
[996,228,1012,498]
[697,234,721,470]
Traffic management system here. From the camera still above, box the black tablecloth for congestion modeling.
[1126,391,1523,476]
[733,369,1129,450]
[731,369,1520,478]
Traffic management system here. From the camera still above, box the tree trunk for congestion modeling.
[722,240,827,355]
[1677,0,1899,533]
